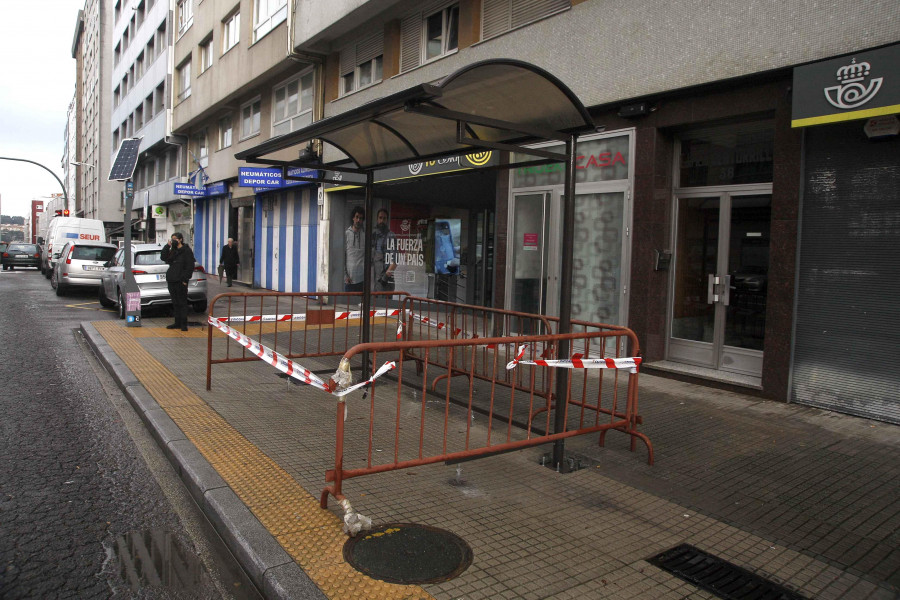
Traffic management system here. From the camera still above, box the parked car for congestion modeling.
[41,216,107,277]
[98,243,208,318]
[50,240,118,296]
[2,243,42,270]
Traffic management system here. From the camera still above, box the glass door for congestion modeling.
[509,192,554,318]
[668,192,771,377]
[237,205,254,284]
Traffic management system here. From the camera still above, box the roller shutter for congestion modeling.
[791,120,900,423]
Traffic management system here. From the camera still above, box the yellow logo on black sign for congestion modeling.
[465,151,492,166]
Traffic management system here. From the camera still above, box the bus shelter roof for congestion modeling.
[235,59,596,171]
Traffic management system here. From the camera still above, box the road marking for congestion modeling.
[66,301,116,313]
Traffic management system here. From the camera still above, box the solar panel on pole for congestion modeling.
[108,138,142,181]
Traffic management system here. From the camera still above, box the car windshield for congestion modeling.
[73,246,116,261]
[9,244,38,253]
[134,251,165,266]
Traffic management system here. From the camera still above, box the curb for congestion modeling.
[80,321,326,600]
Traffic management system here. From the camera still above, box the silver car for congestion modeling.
[98,243,208,318]
[50,240,117,296]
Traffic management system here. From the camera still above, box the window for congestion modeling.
[481,0,570,41]
[223,11,240,53]
[253,0,286,42]
[218,115,233,149]
[192,130,208,167]
[200,36,213,72]
[240,98,260,139]
[136,51,144,80]
[177,0,193,36]
[177,58,191,101]
[146,36,155,62]
[424,4,458,61]
[157,155,166,182]
[272,71,314,135]
[154,82,165,114]
[339,35,383,96]
[114,42,121,65]
[113,85,120,108]
[399,3,458,72]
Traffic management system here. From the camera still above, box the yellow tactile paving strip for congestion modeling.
[93,321,433,600]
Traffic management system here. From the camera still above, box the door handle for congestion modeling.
[707,274,731,305]
[707,274,718,304]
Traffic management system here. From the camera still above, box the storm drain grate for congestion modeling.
[648,544,807,600]
[343,523,472,585]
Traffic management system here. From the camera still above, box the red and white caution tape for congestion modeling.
[215,308,403,323]
[208,316,396,397]
[407,311,462,337]
[506,344,641,372]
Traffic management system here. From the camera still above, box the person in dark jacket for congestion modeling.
[219,237,240,287]
[160,232,195,331]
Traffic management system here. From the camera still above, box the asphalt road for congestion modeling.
[0,267,261,599]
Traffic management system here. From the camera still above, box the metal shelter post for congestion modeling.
[360,170,374,373]
[552,134,577,469]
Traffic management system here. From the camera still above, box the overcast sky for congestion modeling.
[0,1,83,218]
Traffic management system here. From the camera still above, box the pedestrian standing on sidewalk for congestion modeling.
[219,237,240,287]
[161,232,195,331]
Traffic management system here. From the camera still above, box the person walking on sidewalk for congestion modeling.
[219,237,240,287]
[161,232,195,331]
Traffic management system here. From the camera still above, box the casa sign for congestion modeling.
[792,43,900,128]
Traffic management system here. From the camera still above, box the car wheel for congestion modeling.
[54,275,66,297]
[117,290,126,319]
[44,267,51,279]
[192,300,208,313]
[98,286,114,308]
[50,269,58,288]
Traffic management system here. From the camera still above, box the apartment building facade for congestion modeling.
[170,0,321,290]
[73,0,121,225]
[110,0,185,243]
[251,0,899,422]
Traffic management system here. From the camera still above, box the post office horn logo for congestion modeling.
[824,58,883,110]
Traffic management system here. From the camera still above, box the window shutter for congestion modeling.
[511,0,569,29]
[400,13,421,72]
[482,0,510,40]
[340,45,356,77]
[356,34,383,66]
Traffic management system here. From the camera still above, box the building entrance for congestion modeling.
[667,189,771,378]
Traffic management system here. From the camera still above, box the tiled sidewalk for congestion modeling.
[85,281,899,599]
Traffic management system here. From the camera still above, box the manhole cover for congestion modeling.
[343,523,472,584]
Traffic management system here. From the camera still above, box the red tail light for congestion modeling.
[34,253,41,258]
[131,269,148,275]
[193,265,206,273]
[65,246,74,264]
[2,252,8,258]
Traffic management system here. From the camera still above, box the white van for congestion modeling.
[42,217,107,277]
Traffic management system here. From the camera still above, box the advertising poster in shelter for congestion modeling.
[386,202,430,297]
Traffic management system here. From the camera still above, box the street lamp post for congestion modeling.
[0,156,68,210]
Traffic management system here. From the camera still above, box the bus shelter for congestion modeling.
[235,59,598,467]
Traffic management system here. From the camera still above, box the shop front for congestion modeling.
[238,166,318,292]
[508,131,633,329]
[323,154,498,306]
[789,43,900,423]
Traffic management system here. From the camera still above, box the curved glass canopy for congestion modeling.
[235,59,595,170]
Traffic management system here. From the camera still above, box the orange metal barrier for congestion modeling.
[320,330,653,512]
[398,295,556,398]
[206,291,408,390]
[541,316,646,449]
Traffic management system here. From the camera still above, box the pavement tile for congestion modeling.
[88,293,900,600]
